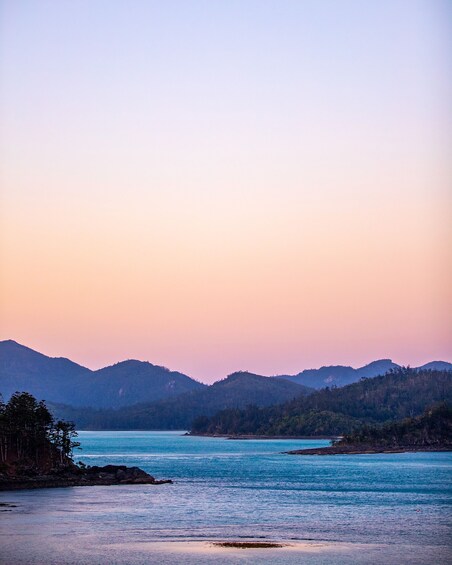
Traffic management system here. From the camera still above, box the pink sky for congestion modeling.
[1,1,450,382]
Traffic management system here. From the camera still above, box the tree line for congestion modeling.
[338,403,452,448]
[0,392,79,468]
[48,372,311,430]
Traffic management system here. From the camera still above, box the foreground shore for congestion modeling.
[286,444,452,455]
[0,464,172,491]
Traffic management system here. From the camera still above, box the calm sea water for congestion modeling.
[1,431,451,564]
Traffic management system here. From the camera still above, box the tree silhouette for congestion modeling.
[0,391,79,467]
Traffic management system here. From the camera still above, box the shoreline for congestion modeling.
[285,444,452,455]
[188,433,337,440]
[0,464,172,491]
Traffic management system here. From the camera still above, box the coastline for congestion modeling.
[285,444,452,455]
[188,433,337,440]
[2,431,450,565]
[0,464,172,491]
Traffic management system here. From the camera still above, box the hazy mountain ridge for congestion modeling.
[84,360,206,408]
[49,371,313,430]
[276,359,399,389]
[1,340,451,417]
[276,359,452,389]
[0,340,91,404]
[0,340,204,408]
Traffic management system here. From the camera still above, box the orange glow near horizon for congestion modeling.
[1,2,451,382]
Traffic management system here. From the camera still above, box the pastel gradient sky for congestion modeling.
[1,1,451,382]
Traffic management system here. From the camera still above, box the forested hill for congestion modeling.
[191,368,452,436]
[2,340,451,410]
[49,372,312,430]
[339,404,452,449]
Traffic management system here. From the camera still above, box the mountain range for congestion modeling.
[279,359,401,388]
[0,340,204,408]
[1,340,451,414]
[49,371,313,430]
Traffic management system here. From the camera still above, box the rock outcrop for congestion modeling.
[0,464,172,491]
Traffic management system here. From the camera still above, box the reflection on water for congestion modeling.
[0,431,451,564]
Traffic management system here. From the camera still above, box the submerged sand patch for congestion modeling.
[112,539,346,556]
[212,541,285,549]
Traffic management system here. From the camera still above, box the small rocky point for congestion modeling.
[0,463,172,491]
[285,444,452,455]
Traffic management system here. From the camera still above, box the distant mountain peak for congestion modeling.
[316,364,353,371]
[108,359,155,369]
[360,359,394,367]
[0,340,203,409]
[0,339,45,355]
[417,361,452,371]
[226,371,262,380]
[1,339,20,345]
[0,339,85,366]
[94,359,177,378]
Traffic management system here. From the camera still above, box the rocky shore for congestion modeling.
[0,464,173,491]
[285,444,452,455]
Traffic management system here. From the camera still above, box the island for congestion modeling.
[0,392,172,490]
[286,404,451,455]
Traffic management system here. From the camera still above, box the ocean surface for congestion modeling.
[1,431,451,564]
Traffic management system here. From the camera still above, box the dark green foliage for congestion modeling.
[191,368,452,435]
[339,403,452,448]
[263,410,361,436]
[0,392,79,467]
[49,372,313,430]
[192,406,361,436]
[284,367,451,423]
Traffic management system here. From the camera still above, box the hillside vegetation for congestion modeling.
[0,392,172,489]
[0,392,79,472]
[49,372,312,430]
[2,340,450,412]
[339,403,452,449]
[191,368,452,436]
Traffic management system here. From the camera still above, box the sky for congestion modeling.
[0,0,451,383]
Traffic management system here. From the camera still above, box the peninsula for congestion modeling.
[286,404,451,455]
[0,392,171,491]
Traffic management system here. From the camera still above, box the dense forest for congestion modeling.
[337,403,452,448]
[49,372,312,430]
[0,392,79,472]
[0,393,172,489]
[191,368,452,436]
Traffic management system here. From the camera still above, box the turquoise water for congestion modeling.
[1,431,451,564]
